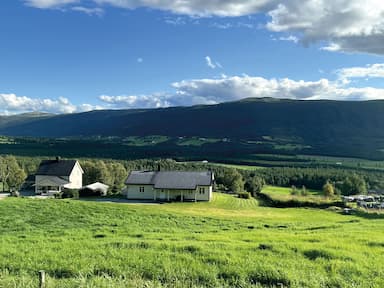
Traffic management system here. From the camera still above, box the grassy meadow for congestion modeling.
[0,193,383,287]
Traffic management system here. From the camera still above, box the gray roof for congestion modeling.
[125,171,213,190]
[36,159,78,176]
[125,171,157,185]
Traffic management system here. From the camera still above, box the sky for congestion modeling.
[1,0,384,114]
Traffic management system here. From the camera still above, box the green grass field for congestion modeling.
[0,194,383,287]
[208,163,263,171]
[259,186,343,208]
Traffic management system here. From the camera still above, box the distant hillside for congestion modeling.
[1,98,384,159]
[0,112,53,129]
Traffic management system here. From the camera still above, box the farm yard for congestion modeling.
[343,194,384,211]
[0,193,383,287]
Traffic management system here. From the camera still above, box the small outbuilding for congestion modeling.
[80,182,109,196]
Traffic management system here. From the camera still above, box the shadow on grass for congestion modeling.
[350,209,384,220]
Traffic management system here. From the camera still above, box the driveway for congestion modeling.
[0,193,10,200]
[78,198,162,205]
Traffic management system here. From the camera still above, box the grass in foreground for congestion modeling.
[0,193,383,287]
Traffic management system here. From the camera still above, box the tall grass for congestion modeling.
[0,194,383,287]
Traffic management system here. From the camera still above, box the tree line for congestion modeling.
[1,156,382,196]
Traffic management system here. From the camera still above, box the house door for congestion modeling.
[159,190,166,200]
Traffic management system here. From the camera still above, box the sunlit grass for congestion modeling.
[0,194,383,287]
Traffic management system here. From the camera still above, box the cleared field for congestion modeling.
[262,185,322,196]
[0,194,383,287]
[260,185,340,207]
[209,163,263,171]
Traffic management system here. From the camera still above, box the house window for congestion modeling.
[139,186,145,193]
[199,187,205,194]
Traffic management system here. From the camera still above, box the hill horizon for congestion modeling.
[1,97,384,159]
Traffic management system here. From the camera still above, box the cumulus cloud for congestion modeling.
[97,71,384,110]
[174,76,384,102]
[173,75,384,102]
[337,64,384,83]
[99,94,172,108]
[5,66,384,114]
[0,94,99,115]
[266,0,384,54]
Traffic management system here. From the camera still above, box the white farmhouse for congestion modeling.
[124,171,214,201]
[35,158,83,195]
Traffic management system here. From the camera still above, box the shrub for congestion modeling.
[10,190,20,197]
[301,185,308,196]
[53,192,62,199]
[61,189,79,199]
[323,181,335,198]
[237,192,251,199]
[79,188,103,197]
[291,185,298,195]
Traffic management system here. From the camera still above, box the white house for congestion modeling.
[124,170,214,202]
[35,158,83,195]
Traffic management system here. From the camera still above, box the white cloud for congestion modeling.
[266,0,384,54]
[25,0,273,15]
[337,64,384,82]
[93,0,273,17]
[164,16,187,26]
[205,56,222,69]
[210,21,255,29]
[172,76,384,103]
[99,94,171,108]
[97,73,384,110]
[279,35,298,43]
[24,0,78,8]
[5,67,384,114]
[205,56,216,69]
[0,94,98,115]
[71,6,104,16]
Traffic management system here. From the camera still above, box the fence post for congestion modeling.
[39,270,46,288]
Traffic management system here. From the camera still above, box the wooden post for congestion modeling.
[194,190,197,202]
[39,270,46,288]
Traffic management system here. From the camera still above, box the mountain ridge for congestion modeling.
[1,98,384,159]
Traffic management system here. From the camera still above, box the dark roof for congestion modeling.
[25,174,35,182]
[36,159,78,176]
[125,171,213,190]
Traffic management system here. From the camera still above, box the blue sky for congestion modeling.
[1,0,384,114]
